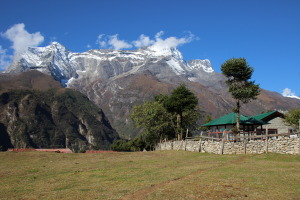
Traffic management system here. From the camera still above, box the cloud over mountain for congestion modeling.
[1,23,44,57]
[282,88,300,100]
[96,31,197,50]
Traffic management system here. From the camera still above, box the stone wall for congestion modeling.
[156,136,300,155]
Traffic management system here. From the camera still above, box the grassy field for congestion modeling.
[0,151,299,200]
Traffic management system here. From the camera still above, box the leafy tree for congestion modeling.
[163,84,198,140]
[130,84,200,148]
[284,108,300,130]
[130,101,175,142]
[221,58,260,131]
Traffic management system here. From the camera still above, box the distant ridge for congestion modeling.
[4,42,300,138]
[0,70,62,92]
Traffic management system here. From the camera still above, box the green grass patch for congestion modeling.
[0,151,299,200]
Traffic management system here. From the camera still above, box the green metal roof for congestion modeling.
[202,112,267,127]
[250,111,283,122]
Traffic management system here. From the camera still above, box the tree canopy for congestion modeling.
[130,100,175,141]
[221,58,260,130]
[127,84,201,150]
[162,84,199,140]
[284,108,300,130]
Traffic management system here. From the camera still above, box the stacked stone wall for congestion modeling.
[156,136,300,155]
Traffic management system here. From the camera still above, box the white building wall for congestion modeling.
[260,117,294,134]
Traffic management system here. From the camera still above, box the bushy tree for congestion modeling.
[110,140,131,151]
[284,108,300,130]
[221,58,260,131]
[130,84,201,148]
[130,101,175,141]
[163,84,199,140]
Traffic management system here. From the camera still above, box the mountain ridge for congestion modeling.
[0,71,119,150]
[4,42,300,138]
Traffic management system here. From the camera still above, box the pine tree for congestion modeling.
[221,58,260,131]
[163,84,198,140]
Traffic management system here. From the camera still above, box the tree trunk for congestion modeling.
[236,100,240,131]
[180,112,183,140]
[177,114,181,140]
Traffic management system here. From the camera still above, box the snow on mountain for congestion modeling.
[5,42,214,86]
[6,42,77,84]
[3,42,300,139]
[146,45,184,61]
[284,95,300,100]
[166,58,185,75]
[187,59,214,73]
[282,88,300,101]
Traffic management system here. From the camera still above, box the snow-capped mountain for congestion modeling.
[4,42,300,138]
[5,42,215,87]
[284,95,300,100]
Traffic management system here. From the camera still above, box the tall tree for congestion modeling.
[163,84,199,140]
[221,58,260,131]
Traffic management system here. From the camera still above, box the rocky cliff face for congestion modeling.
[5,42,300,138]
[0,71,119,151]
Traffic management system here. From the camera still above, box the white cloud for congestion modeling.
[282,88,296,97]
[96,34,132,50]
[0,46,12,70]
[2,23,44,57]
[282,88,300,100]
[149,31,196,52]
[108,34,132,50]
[155,31,164,39]
[133,31,196,50]
[96,34,106,48]
[96,31,197,50]
[132,34,154,48]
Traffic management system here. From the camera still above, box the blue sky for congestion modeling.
[0,0,299,98]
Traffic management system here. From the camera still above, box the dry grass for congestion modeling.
[0,151,299,200]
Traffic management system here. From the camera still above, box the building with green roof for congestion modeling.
[252,111,295,135]
[201,111,294,136]
[202,112,266,132]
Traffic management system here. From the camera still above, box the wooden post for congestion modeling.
[198,138,202,152]
[265,127,269,154]
[298,137,300,155]
[220,131,225,155]
[185,128,189,138]
[244,137,247,154]
[199,131,203,152]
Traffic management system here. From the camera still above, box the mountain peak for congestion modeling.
[144,46,183,61]
[48,41,67,51]
[50,41,64,47]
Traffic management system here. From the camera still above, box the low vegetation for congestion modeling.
[0,151,299,199]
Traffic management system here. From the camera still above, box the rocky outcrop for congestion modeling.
[0,71,119,151]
